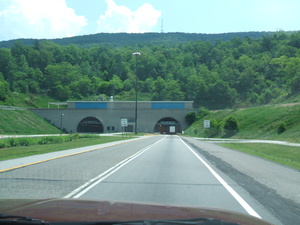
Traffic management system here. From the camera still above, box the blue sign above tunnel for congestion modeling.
[151,102,185,109]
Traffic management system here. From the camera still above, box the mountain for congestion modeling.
[0,32,274,48]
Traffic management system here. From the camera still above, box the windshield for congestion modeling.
[0,1,299,225]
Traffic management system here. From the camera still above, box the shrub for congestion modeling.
[38,137,51,145]
[38,136,62,144]
[223,116,239,137]
[204,119,222,138]
[0,139,10,149]
[0,134,97,150]
[197,107,210,119]
[9,138,18,147]
[277,121,287,134]
[17,138,33,146]
[185,111,197,125]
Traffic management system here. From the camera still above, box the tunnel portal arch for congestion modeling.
[77,117,104,133]
[154,117,181,134]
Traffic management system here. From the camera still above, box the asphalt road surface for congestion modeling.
[1,135,299,225]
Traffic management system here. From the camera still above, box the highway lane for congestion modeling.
[0,135,286,224]
[74,136,250,208]
[0,136,163,198]
[67,135,281,225]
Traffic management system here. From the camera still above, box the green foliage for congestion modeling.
[1,31,300,108]
[223,116,239,137]
[185,104,300,142]
[277,121,287,134]
[197,107,210,119]
[8,137,34,147]
[204,119,222,138]
[185,111,197,125]
[0,73,10,101]
[0,32,274,49]
[0,139,10,148]
[0,133,98,149]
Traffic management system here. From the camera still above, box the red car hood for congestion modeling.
[0,199,273,225]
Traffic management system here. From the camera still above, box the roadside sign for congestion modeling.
[121,118,128,127]
[204,120,210,128]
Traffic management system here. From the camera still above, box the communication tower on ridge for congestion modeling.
[161,19,164,33]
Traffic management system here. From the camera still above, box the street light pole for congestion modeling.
[133,52,140,134]
[61,113,64,132]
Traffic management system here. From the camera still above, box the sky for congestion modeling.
[0,0,300,42]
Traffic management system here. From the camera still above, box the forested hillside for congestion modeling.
[0,32,273,48]
[1,31,300,109]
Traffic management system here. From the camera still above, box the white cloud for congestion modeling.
[0,0,88,41]
[97,0,161,33]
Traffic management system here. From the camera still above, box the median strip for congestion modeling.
[0,138,141,173]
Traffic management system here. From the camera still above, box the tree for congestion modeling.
[163,79,185,101]
[11,41,27,57]
[26,48,41,69]
[52,84,71,101]
[283,57,300,94]
[223,116,239,137]
[43,62,79,98]
[194,79,237,109]
[70,76,94,98]
[260,36,275,52]
[185,111,196,125]
[141,77,155,93]
[0,48,15,82]
[0,73,10,101]
[107,75,124,96]
[288,32,300,48]
[110,51,128,80]
[151,76,166,100]
[63,44,82,65]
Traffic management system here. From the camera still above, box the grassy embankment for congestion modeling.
[0,109,60,135]
[0,135,133,161]
[185,103,300,170]
[186,104,300,141]
[0,109,135,161]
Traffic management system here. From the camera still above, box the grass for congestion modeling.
[0,92,56,108]
[219,143,300,170]
[0,136,134,161]
[185,104,300,142]
[0,109,60,134]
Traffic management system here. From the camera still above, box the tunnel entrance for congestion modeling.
[77,117,104,133]
[154,117,181,134]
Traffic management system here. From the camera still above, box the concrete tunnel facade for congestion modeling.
[30,101,196,134]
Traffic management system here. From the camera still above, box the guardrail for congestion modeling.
[0,105,27,110]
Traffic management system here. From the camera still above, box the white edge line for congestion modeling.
[180,138,262,219]
[64,136,167,199]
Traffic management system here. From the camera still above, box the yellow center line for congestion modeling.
[0,138,139,173]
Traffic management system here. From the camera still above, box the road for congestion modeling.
[1,135,299,225]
